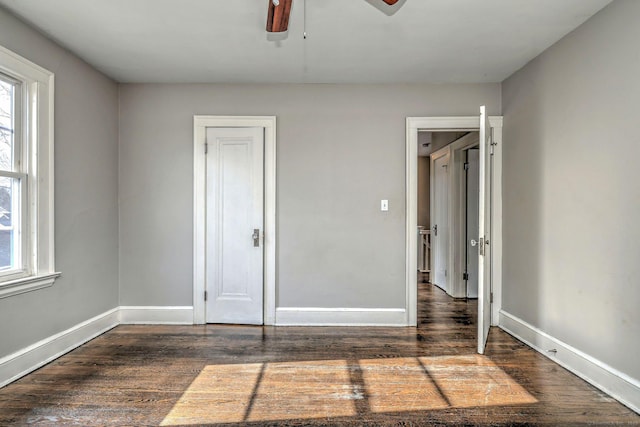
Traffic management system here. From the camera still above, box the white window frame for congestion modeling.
[0,45,59,299]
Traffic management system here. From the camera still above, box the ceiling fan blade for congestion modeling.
[266,0,293,33]
[382,0,400,4]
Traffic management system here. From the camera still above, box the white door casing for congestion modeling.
[206,127,264,324]
[477,106,492,354]
[193,116,276,326]
[431,147,450,293]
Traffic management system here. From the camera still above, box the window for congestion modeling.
[0,45,58,299]
[0,74,26,278]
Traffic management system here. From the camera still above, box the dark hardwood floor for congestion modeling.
[1,281,638,426]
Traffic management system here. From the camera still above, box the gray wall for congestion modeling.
[0,9,119,356]
[119,84,500,308]
[502,0,640,380]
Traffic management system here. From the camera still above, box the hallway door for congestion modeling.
[431,148,450,293]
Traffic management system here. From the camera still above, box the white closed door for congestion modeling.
[431,149,450,293]
[206,127,264,325]
[477,106,492,354]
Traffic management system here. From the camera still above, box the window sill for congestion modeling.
[0,272,61,299]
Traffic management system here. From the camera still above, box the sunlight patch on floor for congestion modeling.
[161,360,355,425]
[362,355,537,413]
[420,355,538,408]
[161,355,537,425]
[360,357,450,412]
[247,359,355,422]
[159,362,263,425]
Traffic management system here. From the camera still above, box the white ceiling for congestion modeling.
[0,0,612,84]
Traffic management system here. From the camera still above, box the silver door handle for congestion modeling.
[472,238,488,255]
[252,229,260,247]
[433,224,437,236]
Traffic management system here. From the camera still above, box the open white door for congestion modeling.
[477,106,492,354]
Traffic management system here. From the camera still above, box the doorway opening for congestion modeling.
[405,113,503,354]
[421,132,480,294]
[417,131,480,334]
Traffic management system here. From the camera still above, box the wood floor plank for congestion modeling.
[0,282,638,426]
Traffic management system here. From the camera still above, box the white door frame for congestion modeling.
[193,116,277,325]
[405,116,503,326]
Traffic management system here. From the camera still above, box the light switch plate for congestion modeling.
[381,199,389,211]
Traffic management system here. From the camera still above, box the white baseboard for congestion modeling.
[499,310,640,414]
[275,307,407,326]
[119,306,194,325]
[0,307,119,388]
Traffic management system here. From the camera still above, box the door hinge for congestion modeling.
[463,162,469,171]
[490,141,497,156]
[463,272,469,281]
[490,292,494,303]
[204,290,208,301]
[205,142,208,154]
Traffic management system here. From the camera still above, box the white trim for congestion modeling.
[0,44,57,294]
[0,45,52,84]
[0,272,61,299]
[193,116,277,326]
[0,308,118,388]
[406,116,503,327]
[119,306,194,325]
[406,121,419,326]
[275,307,406,326]
[499,310,640,414]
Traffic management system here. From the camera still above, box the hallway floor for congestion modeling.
[0,283,638,426]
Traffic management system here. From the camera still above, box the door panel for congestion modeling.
[477,106,492,354]
[206,127,264,325]
[432,151,450,293]
[466,148,479,298]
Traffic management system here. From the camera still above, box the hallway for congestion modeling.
[0,284,638,426]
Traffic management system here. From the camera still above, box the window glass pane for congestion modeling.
[0,176,21,271]
[0,79,14,172]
